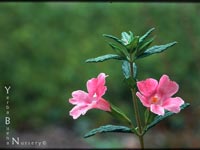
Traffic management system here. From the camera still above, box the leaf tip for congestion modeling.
[85,59,90,63]
[102,34,108,37]
[83,134,90,138]
[85,58,94,63]
[174,41,178,44]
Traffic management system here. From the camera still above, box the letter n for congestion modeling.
[12,137,19,145]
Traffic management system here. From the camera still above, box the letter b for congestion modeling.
[5,117,10,125]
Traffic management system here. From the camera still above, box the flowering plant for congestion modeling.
[68,28,190,148]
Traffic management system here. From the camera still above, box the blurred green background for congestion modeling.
[0,2,199,148]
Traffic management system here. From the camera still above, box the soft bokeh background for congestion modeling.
[0,2,199,148]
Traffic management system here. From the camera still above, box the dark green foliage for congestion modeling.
[84,125,132,138]
[135,42,177,59]
[139,28,155,43]
[103,34,125,46]
[85,54,123,63]
[109,104,132,127]
[122,61,137,79]
[108,42,128,59]
[91,27,177,64]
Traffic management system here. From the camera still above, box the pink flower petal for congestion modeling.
[69,90,90,104]
[157,75,179,99]
[86,77,98,96]
[93,98,111,112]
[69,73,110,119]
[163,97,184,113]
[136,92,151,107]
[150,104,165,116]
[95,73,108,97]
[87,73,107,97]
[97,73,107,86]
[96,85,107,98]
[69,105,91,119]
[137,78,158,97]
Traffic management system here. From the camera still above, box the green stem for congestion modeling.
[139,135,144,149]
[129,55,144,148]
[131,88,144,148]
[131,88,142,133]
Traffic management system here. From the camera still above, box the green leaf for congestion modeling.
[108,42,128,58]
[144,103,190,134]
[109,104,133,126]
[139,27,155,43]
[144,109,156,127]
[103,34,124,46]
[122,60,130,79]
[122,60,137,79]
[121,32,130,43]
[121,31,134,45]
[136,41,177,59]
[137,36,155,56]
[133,62,137,78]
[85,54,123,63]
[122,61,137,89]
[84,125,132,138]
[127,36,139,53]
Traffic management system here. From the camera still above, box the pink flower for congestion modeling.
[69,73,111,119]
[136,74,184,116]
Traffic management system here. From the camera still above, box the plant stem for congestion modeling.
[131,88,142,132]
[131,88,144,148]
[139,135,144,149]
[129,57,144,148]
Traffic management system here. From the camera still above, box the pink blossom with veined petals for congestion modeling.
[69,73,111,119]
[136,74,185,116]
